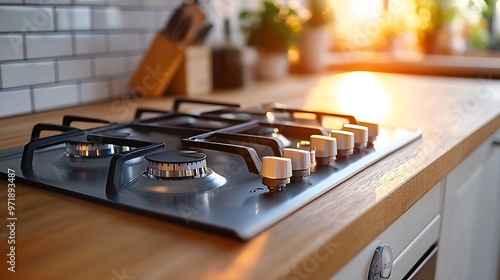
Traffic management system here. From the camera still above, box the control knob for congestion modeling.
[343,124,368,151]
[261,156,292,192]
[309,135,337,166]
[330,130,354,157]
[358,121,379,145]
[283,148,311,179]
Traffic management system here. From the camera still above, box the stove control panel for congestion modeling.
[0,98,422,240]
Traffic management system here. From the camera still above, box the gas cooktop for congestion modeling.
[0,98,421,240]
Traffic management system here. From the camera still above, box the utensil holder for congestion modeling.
[168,46,212,96]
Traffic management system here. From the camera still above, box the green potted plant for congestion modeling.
[306,0,334,27]
[419,0,491,54]
[240,0,304,79]
[297,0,334,72]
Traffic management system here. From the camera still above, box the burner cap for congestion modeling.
[145,150,208,179]
[65,133,131,158]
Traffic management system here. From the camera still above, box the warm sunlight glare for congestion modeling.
[305,72,392,124]
[337,72,391,122]
[331,0,385,48]
[350,0,383,20]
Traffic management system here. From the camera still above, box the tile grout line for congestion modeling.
[52,6,58,32]
[90,5,95,31]
[105,30,111,53]
[22,34,27,60]
[89,54,96,78]
[76,81,82,105]
[107,79,113,99]
[29,86,35,113]
[54,57,60,83]
[71,31,77,56]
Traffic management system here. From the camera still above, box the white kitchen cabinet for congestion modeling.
[436,130,500,280]
[331,181,442,280]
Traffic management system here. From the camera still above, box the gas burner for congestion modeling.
[144,150,209,180]
[65,133,131,158]
[131,150,226,194]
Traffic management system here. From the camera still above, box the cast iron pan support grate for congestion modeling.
[182,132,286,175]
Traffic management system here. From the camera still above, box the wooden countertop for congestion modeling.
[1,72,499,280]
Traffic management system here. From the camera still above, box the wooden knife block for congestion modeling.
[129,4,207,97]
[129,34,184,97]
[168,46,212,96]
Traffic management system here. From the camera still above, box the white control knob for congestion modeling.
[343,124,368,151]
[283,148,311,178]
[330,130,354,157]
[309,135,337,166]
[358,121,379,145]
[261,156,292,192]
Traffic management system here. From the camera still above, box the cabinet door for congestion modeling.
[330,182,442,280]
[436,132,500,280]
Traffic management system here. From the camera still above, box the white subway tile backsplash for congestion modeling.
[74,34,106,54]
[94,56,126,76]
[0,1,175,117]
[108,0,140,6]
[0,88,31,118]
[111,77,129,98]
[0,6,54,32]
[80,80,109,104]
[109,34,141,52]
[56,7,91,31]
[0,1,23,4]
[141,33,156,50]
[25,0,71,4]
[155,11,169,29]
[58,59,92,81]
[25,34,72,59]
[126,55,142,72]
[74,0,106,4]
[93,7,124,30]
[143,0,181,7]
[33,84,78,112]
[1,61,55,88]
[0,34,24,61]
[124,11,156,29]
